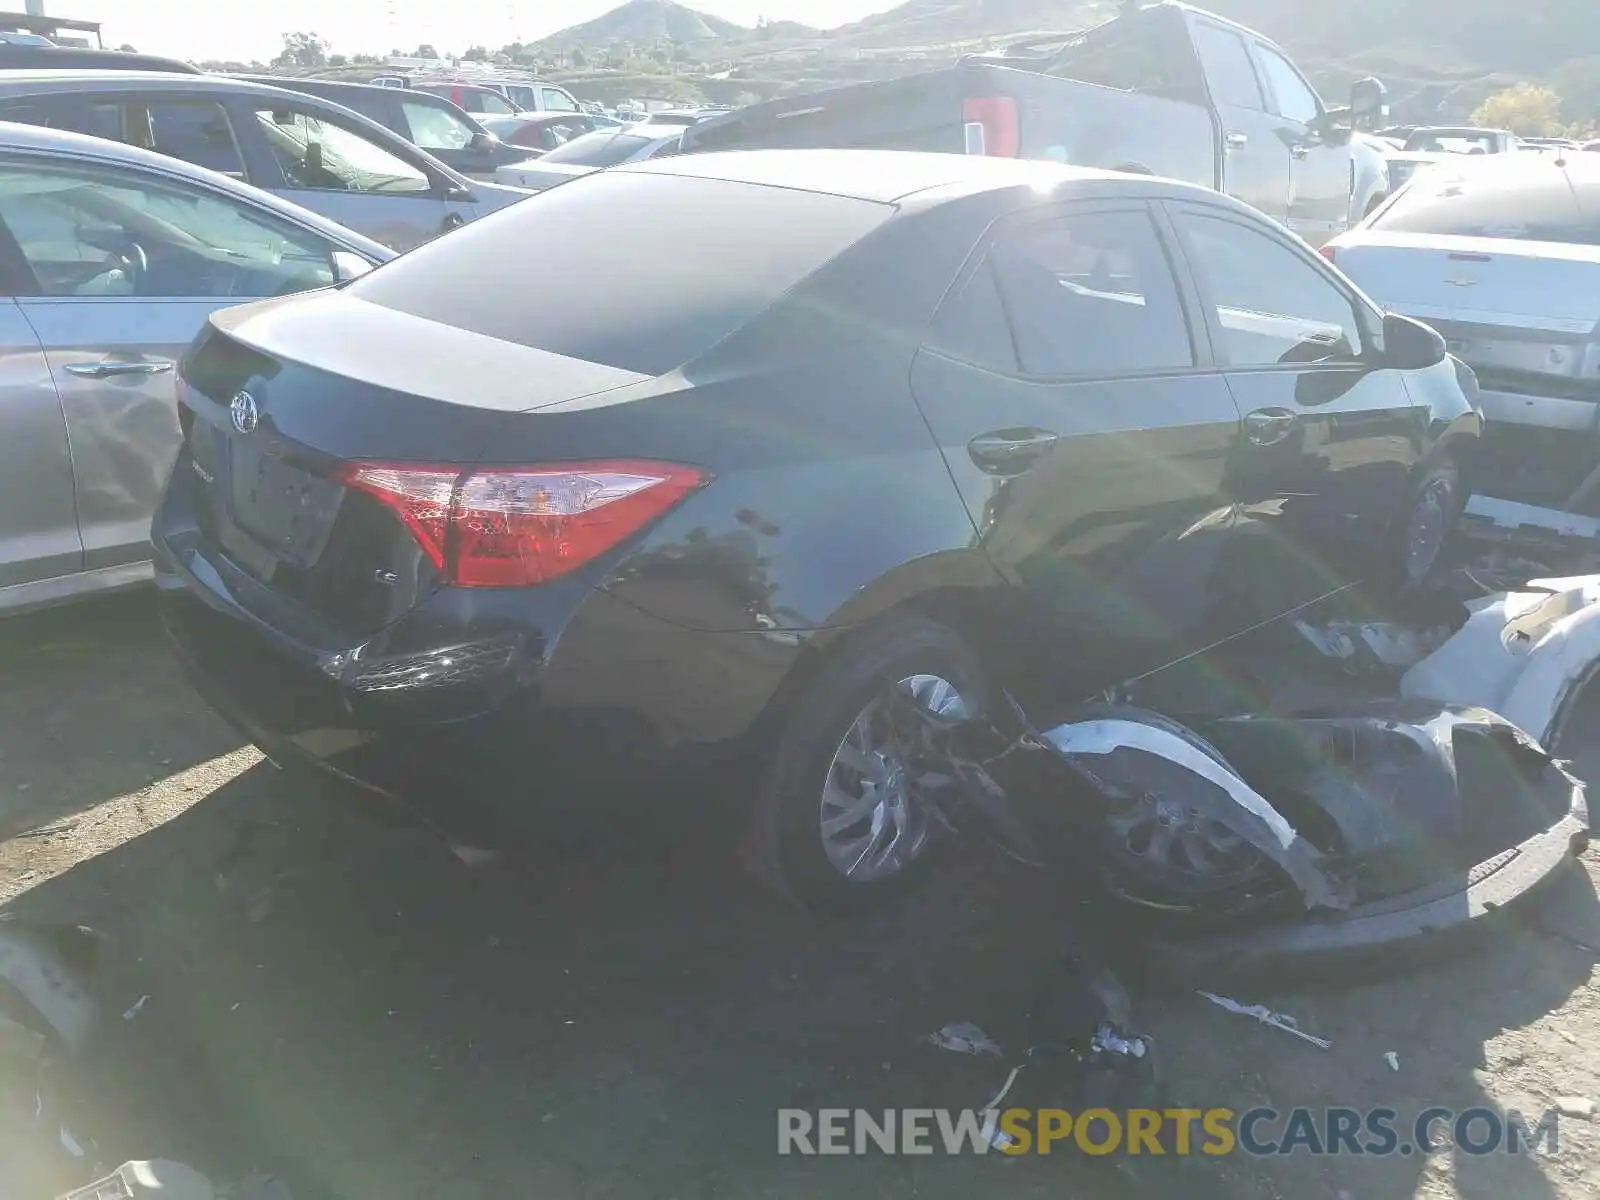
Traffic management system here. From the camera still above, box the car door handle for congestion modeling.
[968,428,1060,473]
[64,359,173,379]
[1290,143,1310,160]
[1225,132,1249,152]
[1244,407,1298,446]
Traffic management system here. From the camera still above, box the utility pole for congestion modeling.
[24,0,45,16]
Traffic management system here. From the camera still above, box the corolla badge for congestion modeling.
[230,390,259,434]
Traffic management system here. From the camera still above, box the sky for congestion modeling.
[60,0,903,62]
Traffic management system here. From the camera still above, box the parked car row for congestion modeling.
[0,13,1571,913]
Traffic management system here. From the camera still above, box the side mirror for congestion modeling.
[1382,312,1446,370]
[1350,77,1388,127]
[469,131,498,152]
[331,250,374,283]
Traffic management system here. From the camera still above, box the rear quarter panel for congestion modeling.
[559,203,1007,638]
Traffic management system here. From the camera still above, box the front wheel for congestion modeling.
[1392,454,1464,589]
[749,617,984,913]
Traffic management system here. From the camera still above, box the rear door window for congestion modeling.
[541,88,579,113]
[989,208,1195,377]
[1193,22,1265,110]
[143,101,246,177]
[1253,45,1320,124]
[0,96,89,131]
[346,171,892,374]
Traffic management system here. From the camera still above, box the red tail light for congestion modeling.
[342,460,708,588]
[962,96,1019,158]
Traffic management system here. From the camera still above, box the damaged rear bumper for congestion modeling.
[1148,774,1589,983]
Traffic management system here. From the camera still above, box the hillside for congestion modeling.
[532,0,1597,124]
[535,0,745,49]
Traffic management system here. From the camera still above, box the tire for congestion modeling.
[748,616,985,913]
[1390,453,1464,590]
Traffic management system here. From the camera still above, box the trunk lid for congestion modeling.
[1333,233,1600,404]
[179,291,649,636]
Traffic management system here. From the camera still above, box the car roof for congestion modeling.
[0,118,394,259]
[621,148,1221,206]
[491,111,588,126]
[0,46,201,73]
[0,70,310,98]
[1409,126,1511,137]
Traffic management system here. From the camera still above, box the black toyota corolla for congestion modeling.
[153,150,1482,911]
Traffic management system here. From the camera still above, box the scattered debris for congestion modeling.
[15,820,78,839]
[0,1010,45,1062]
[926,1021,1002,1058]
[1556,1096,1596,1119]
[122,994,150,1021]
[449,843,498,869]
[1384,1051,1400,1072]
[1292,618,1451,674]
[1196,991,1331,1050]
[1403,574,1600,748]
[245,889,274,924]
[60,1159,216,1200]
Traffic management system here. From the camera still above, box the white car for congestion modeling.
[494,126,685,191]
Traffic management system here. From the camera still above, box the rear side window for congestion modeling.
[541,88,579,112]
[928,260,1018,372]
[1193,23,1264,111]
[1370,163,1600,245]
[990,209,1194,377]
[347,172,892,375]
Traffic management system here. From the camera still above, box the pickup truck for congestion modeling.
[683,0,1391,246]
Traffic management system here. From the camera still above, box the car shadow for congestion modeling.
[0,590,247,840]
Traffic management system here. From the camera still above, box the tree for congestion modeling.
[413,43,439,59]
[1470,82,1566,136]
[117,43,137,52]
[272,31,329,70]
[1550,57,1600,128]
[328,53,348,67]
[570,45,588,68]
[463,45,489,61]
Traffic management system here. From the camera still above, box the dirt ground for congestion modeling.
[1,592,1599,1199]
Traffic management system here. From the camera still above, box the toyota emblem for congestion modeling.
[230,390,259,434]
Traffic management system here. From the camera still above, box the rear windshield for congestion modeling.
[346,171,891,374]
[540,130,657,166]
[1370,161,1600,245]
[1404,131,1501,154]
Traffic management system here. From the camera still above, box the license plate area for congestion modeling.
[227,440,343,568]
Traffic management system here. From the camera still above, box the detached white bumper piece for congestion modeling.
[1402,574,1600,748]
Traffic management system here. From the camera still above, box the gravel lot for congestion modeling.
[1,592,1598,1199]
